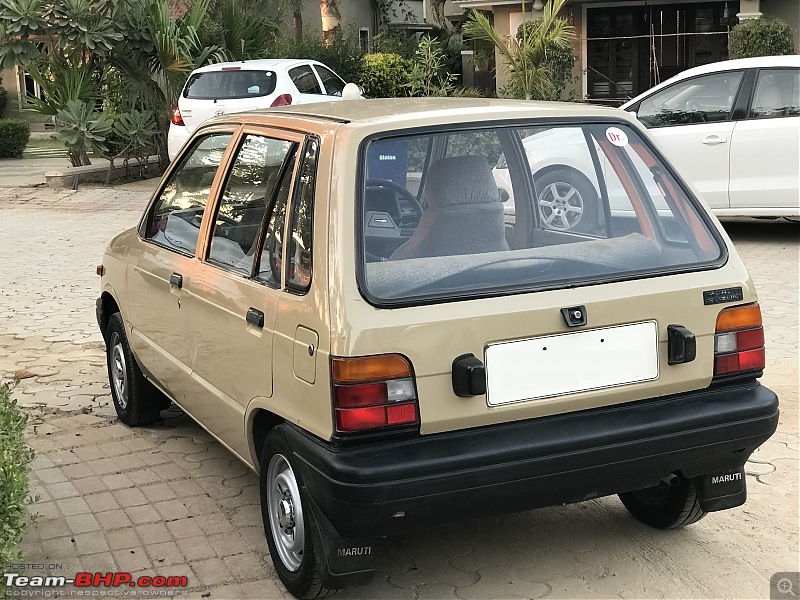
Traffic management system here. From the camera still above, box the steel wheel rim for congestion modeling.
[109,332,128,410]
[538,181,585,231]
[267,453,305,572]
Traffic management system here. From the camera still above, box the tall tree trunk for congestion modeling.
[293,9,303,43]
[320,0,341,46]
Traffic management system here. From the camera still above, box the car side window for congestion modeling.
[286,138,319,293]
[255,151,298,287]
[637,71,744,127]
[208,135,296,275]
[314,65,345,96]
[749,69,800,120]
[289,65,323,95]
[143,133,232,256]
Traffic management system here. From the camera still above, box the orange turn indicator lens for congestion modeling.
[332,354,412,384]
[715,303,762,333]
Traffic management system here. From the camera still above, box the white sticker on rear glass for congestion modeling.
[605,127,628,147]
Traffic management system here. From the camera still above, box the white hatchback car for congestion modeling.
[622,55,799,218]
[168,58,349,160]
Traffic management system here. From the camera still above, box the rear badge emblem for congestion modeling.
[561,305,587,327]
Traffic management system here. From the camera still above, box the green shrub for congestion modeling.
[406,36,457,97]
[0,84,7,117]
[359,53,411,98]
[0,384,34,584]
[729,17,795,59]
[270,31,365,85]
[0,119,31,159]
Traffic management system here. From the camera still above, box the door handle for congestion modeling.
[246,307,264,328]
[169,273,183,288]
[702,135,727,146]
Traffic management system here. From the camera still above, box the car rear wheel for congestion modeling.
[105,312,167,426]
[619,476,707,529]
[535,169,600,234]
[260,425,334,599]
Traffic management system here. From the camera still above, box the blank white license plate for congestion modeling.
[485,321,659,406]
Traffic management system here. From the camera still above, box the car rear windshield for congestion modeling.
[183,70,277,100]
[359,121,724,305]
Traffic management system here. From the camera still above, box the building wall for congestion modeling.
[296,0,376,37]
[1,67,21,117]
[762,0,800,49]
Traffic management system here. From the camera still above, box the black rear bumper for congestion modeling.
[288,381,778,539]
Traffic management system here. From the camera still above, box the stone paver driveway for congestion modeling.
[1,182,797,599]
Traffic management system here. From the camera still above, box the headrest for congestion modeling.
[421,155,500,209]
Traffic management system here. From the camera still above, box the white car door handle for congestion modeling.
[702,135,727,146]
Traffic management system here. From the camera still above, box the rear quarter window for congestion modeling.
[183,70,277,99]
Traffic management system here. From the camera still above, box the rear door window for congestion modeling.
[289,65,323,95]
[207,135,297,275]
[749,68,800,119]
[183,71,277,99]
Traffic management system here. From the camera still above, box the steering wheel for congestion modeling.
[365,178,424,227]
[685,100,708,122]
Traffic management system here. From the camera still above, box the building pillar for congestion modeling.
[737,0,762,21]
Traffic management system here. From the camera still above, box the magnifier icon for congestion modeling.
[778,578,796,597]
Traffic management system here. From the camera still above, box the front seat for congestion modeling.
[390,155,509,260]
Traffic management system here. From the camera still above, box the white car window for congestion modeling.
[749,68,800,120]
[314,65,346,97]
[637,71,744,127]
[289,65,323,95]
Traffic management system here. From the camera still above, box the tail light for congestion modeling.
[171,101,185,126]
[332,354,419,433]
[270,93,293,107]
[713,303,765,377]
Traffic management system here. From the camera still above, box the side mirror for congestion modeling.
[342,83,363,100]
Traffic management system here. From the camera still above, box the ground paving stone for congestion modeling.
[2,183,797,599]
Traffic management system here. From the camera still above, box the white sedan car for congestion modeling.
[621,55,799,218]
[168,59,350,160]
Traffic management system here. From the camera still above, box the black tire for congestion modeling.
[260,425,335,599]
[105,312,165,426]
[534,169,601,235]
[619,477,707,529]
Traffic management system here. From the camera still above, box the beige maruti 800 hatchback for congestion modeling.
[97,98,778,598]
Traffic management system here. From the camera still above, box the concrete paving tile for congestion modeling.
[41,536,77,560]
[238,580,286,599]
[114,487,149,509]
[141,482,177,503]
[84,491,119,513]
[95,509,133,530]
[207,532,246,558]
[194,513,235,536]
[113,548,152,572]
[61,462,94,479]
[36,468,67,484]
[221,552,265,581]
[55,496,91,516]
[72,476,106,495]
[146,541,185,567]
[166,517,204,540]
[126,505,162,525]
[135,522,173,545]
[66,513,100,534]
[101,473,135,491]
[72,531,110,554]
[192,557,232,586]
[35,518,73,540]
[107,529,142,551]
[154,499,190,521]
[176,536,217,562]
[127,467,162,486]
[29,501,60,520]
[81,551,119,572]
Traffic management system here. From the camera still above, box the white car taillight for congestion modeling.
[713,303,765,377]
[271,93,293,107]
[331,354,419,433]
[171,101,185,126]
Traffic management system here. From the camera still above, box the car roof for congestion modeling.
[191,58,322,74]
[622,55,800,107]
[217,97,628,127]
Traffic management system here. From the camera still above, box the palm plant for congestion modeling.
[462,0,574,101]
